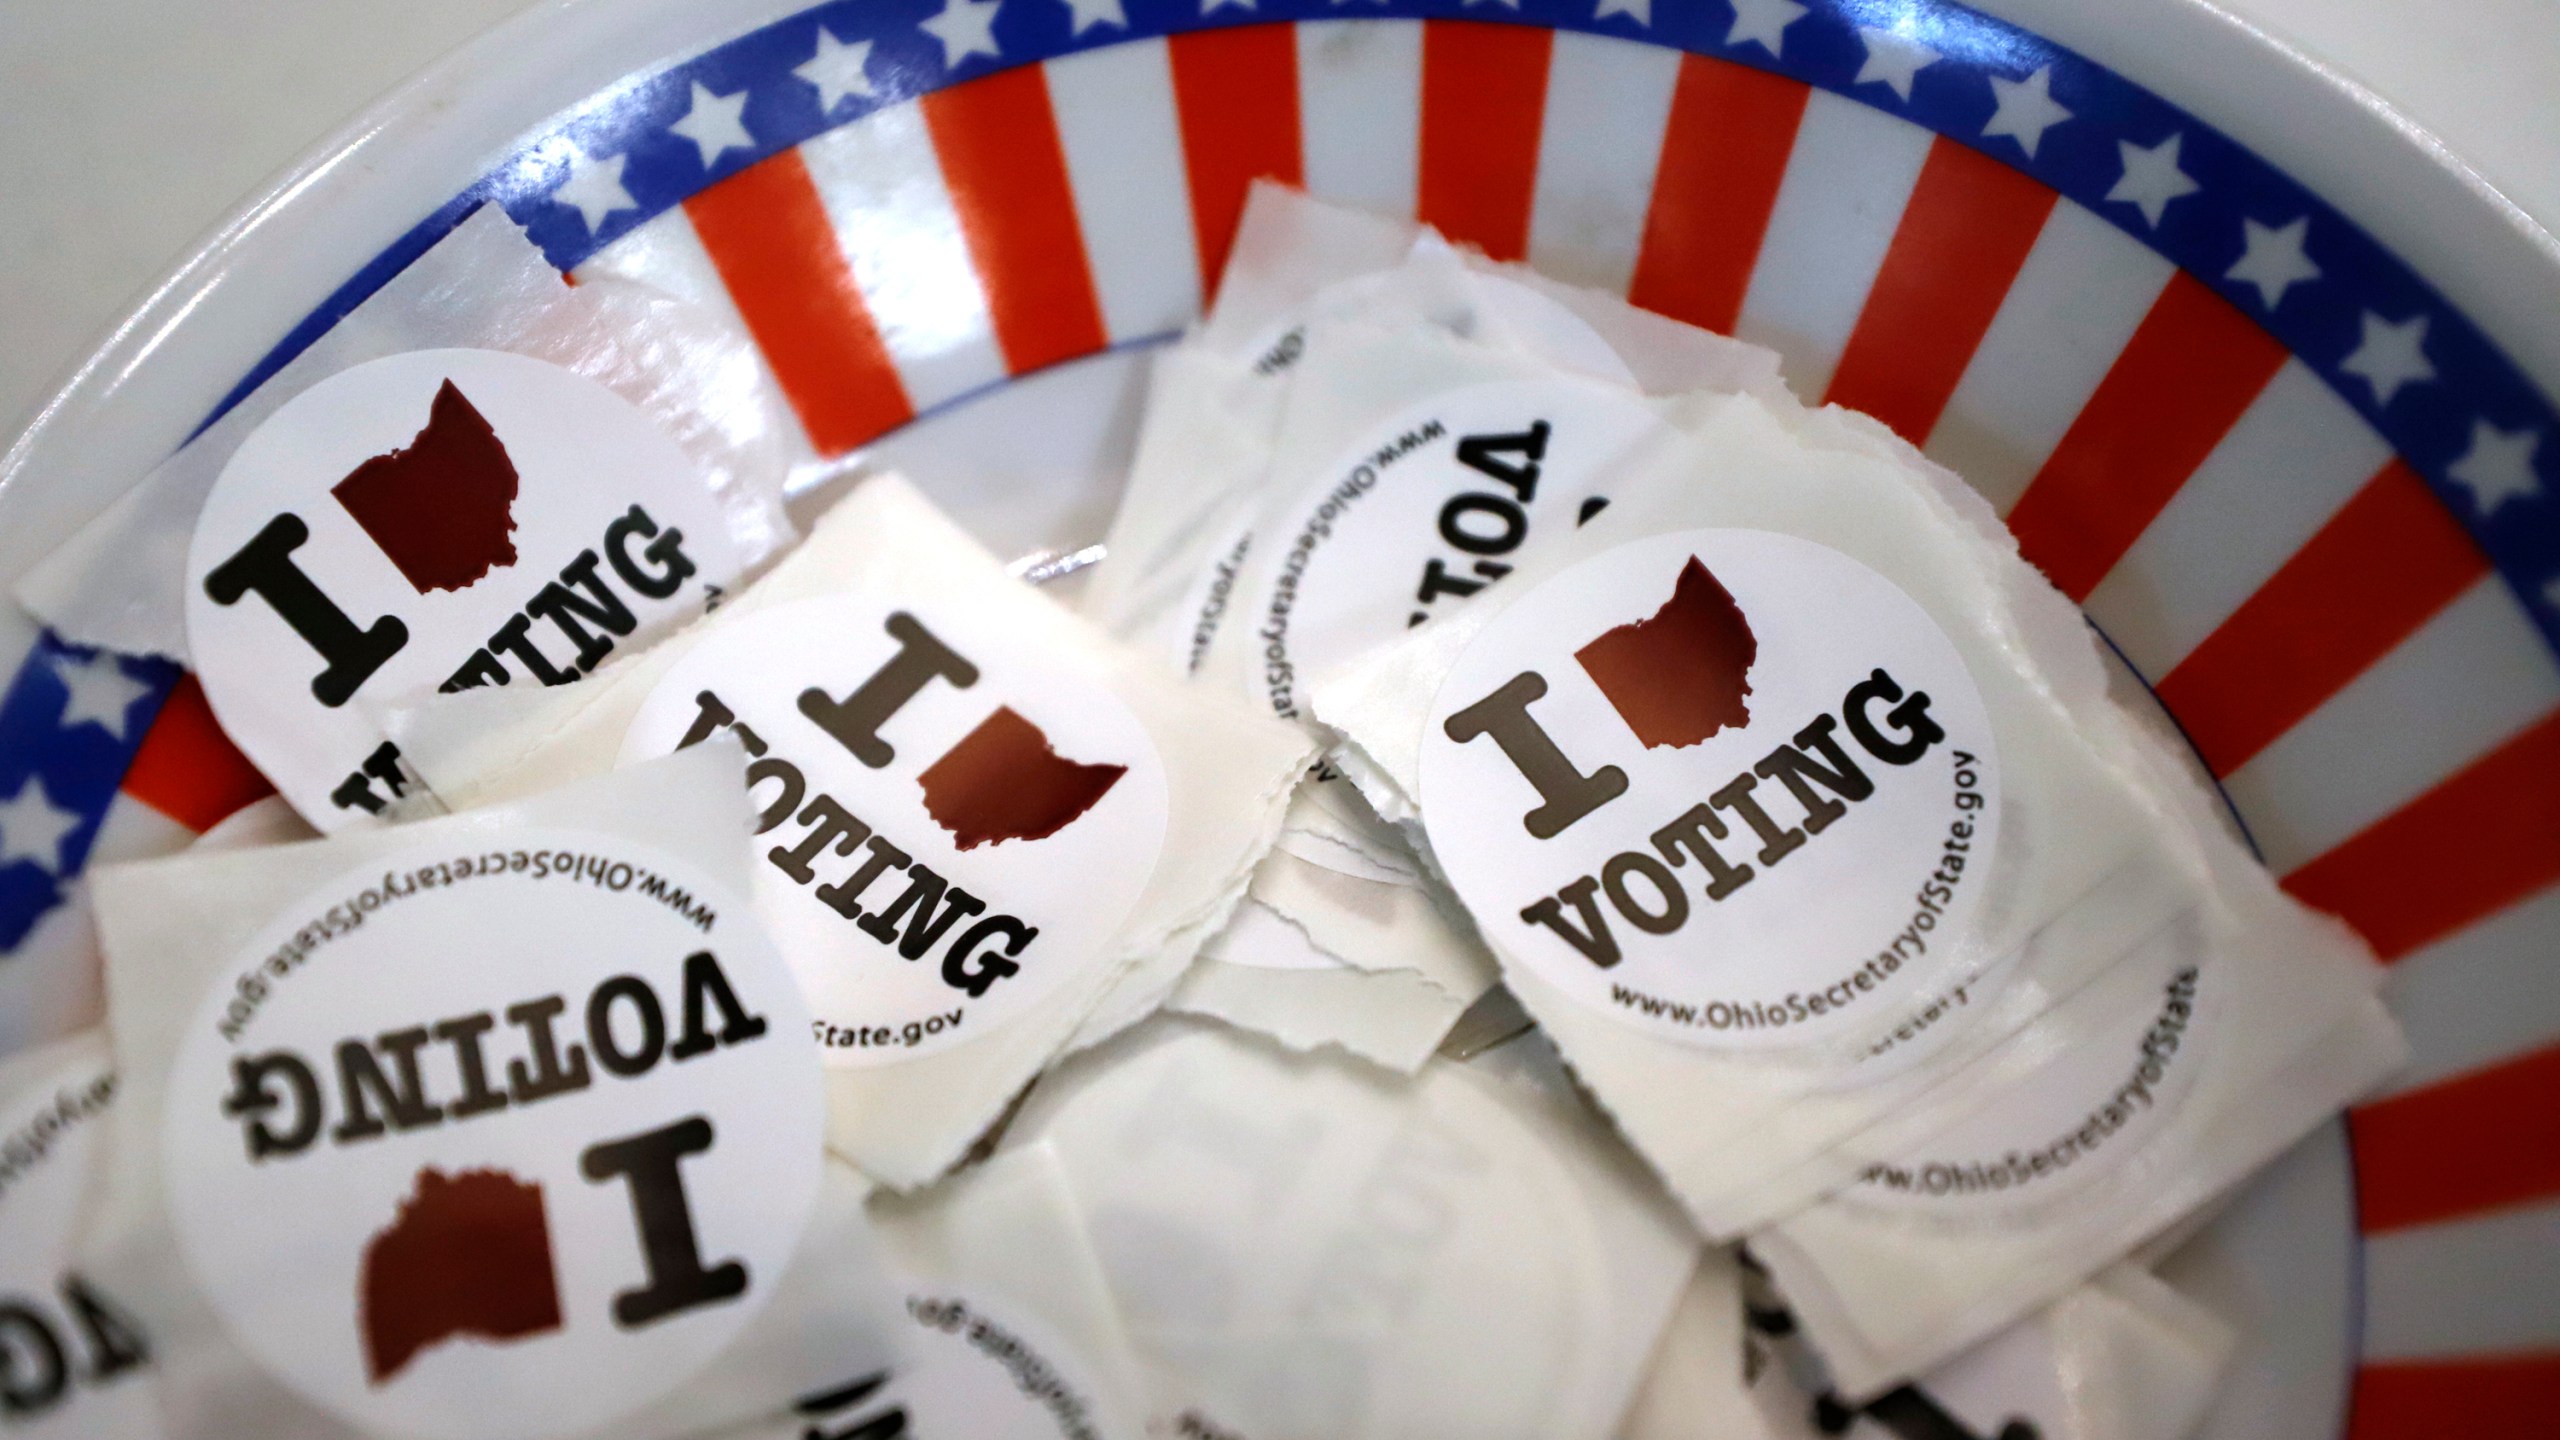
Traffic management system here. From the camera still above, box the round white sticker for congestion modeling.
[1231,377,1668,727]
[0,1047,118,1304]
[1167,525,1253,678]
[1420,529,2003,1052]
[1820,946,2024,1091]
[185,348,742,833]
[162,829,821,1440]
[1070,1044,1610,1436]
[1846,929,2211,1216]
[621,595,1169,1067]
[0,1044,157,1432]
[896,1288,1136,1440]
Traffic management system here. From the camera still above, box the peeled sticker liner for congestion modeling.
[0,1031,162,1439]
[1737,1255,2237,1440]
[1747,746,2401,1399]
[1196,333,1677,707]
[712,1148,1147,1440]
[1006,1017,1695,1440]
[863,1143,1151,1440]
[1172,857,1493,1075]
[389,474,1313,1189]
[1613,1248,1751,1440]
[76,744,904,1440]
[1084,183,1636,657]
[1618,1248,2238,1440]
[1087,183,1779,662]
[18,206,802,835]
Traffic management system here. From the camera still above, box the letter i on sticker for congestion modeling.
[205,381,521,704]
[798,611,1130,848]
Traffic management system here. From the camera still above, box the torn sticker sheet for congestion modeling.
[19,205,803,835]
[863,1143,1151,1440]
[390,474,1312,1189]
[0,1030,163,1438]
[1747,767,2399,1399]
[1163,843,1498,1075]
[1007,1018,1694,1440]
[1081,187,1779,1068]
[76,743,903,1440]
[1172,896,1481,1075]
[1680,849,2209,1241]
[1740,1256,2236,1440]
[1187,321,1678,711]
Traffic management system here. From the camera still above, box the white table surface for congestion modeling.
[3,0,2557,447]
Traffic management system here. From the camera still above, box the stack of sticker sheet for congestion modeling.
[0,185,2406,1440]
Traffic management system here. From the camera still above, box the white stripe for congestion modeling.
[796,102,1008,411]
[2083,362,2391,677]
[88,793,196,862]
[2373,882,2560,1097]
[1524,31,1679,294]
[1923,198,2173,514]
[1048,40,1203,344]
[1732,89,1934,403]
[2222,576,2560,872]
[1296,19,1422,222]
[577,205,738,308]
[2362,1202,2560,1361]
[575,209,825,477]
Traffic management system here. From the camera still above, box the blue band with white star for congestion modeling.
[0,636,179,950]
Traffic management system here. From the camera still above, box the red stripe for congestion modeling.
[2156,459,2489,776]
[1167,24,1303,294]
[2003,272,2288,599]
[684,150,912,455]
[2349,1353,2560,1440]
[1627,57,1806,335]
[2352,1042,2560,1232]
[1417,20,1554,263]
[2283,708,2560,960]
[120,674,274,833]
[1821,138,2057,443]
[922,66,1110,373]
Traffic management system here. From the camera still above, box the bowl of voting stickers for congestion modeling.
[1,0,2554,1437]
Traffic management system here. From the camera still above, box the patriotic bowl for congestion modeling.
[2,0,2556,1435]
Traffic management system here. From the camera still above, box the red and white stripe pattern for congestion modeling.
[96,20,2560,1418]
